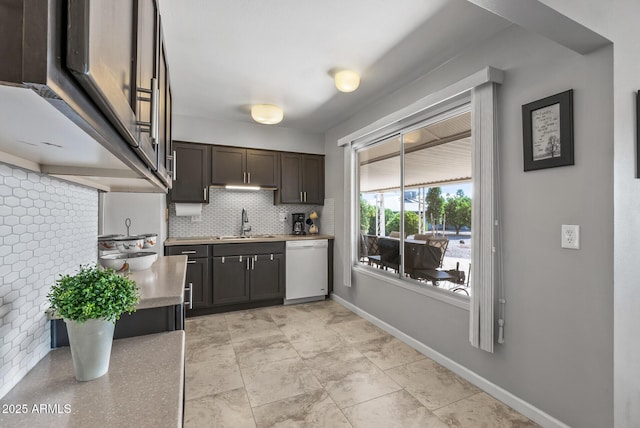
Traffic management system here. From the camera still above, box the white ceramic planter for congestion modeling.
[65,318,115,381]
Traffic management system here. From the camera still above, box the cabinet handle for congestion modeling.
[187,260,196,264]
[204,188,207,200]
[246,258,250,270]
[181,250,197,254]
[243,172,247,183]
[300,192,303,202]
[304,191,307,202]
[247,172,251,183]
[151,78,159,145]
[184,283,193,310]
[172,150,177,181]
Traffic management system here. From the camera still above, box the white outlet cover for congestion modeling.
[561,224,580,249]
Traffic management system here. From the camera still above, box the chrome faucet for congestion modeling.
[241,208,252,236]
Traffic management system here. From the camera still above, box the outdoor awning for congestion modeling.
[359,111,471,193]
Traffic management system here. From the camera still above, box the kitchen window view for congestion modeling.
[357,109,472,296]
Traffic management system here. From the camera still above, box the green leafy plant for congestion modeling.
[48,265,140,323]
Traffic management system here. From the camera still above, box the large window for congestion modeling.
[357,107,472,296]
[345,72,501,352]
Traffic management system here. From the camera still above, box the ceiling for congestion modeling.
[158,0,511,133]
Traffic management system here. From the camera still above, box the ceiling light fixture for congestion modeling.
[251,104,284,125]
[334,70,360,93]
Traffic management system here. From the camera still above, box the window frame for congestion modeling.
[343,67,502,352]
[353,100,473,308]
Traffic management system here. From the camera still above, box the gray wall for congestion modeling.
[173,114,325,154]
[325,25,613,428]
[536,1,640,426]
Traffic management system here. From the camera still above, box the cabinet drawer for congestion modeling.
[166,245,209,258]
[212,242,284,257]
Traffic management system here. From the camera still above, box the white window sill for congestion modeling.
[353,264,471,310]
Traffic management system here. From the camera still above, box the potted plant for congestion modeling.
[47,264,140,381]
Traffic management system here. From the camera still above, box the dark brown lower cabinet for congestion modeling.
[185,258,210,310]
[250,253,285,300]
[211,242,285,311]
[212,256,251,305]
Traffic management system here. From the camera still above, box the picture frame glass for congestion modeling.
[531,103,561,161]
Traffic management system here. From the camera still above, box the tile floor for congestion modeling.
[184,299,539,428]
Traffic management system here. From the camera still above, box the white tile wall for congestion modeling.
[169,188,323,237]
[0,162,98,399]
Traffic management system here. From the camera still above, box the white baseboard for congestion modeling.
[330,293,569,428]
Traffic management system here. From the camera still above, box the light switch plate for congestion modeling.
[561,224,580,249]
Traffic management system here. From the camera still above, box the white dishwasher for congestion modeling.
[285,239,328,304]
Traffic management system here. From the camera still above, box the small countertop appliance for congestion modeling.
[292,213,305,235]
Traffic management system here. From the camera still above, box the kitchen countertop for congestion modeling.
[165,233,334,246]
[131,254,187,310]
[0,331,185,428]
[47,255,187,320]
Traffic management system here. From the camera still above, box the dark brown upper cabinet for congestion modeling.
[65,0,174,183]
[169,142,209,203]
[277,153,325,205]
[211,147,278,187]
[156,26,173,186]
[0,0,172,191]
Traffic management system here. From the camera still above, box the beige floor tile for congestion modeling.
[343,389,448,428]
[386,358,480,410]
[354,335,425,370]
[241,356,322,407]
[226,310,282,343]
[433,392,540,427]
[233,333,299,368]
[305,302,362,325]
[330,318,389,344]
[186,314,231,344]
[312,356,401,408]
[291,334,363,370]
[185,388,256,428]
[277,318,337,342]
[185,355,244,400]
[252,389,351,428]
[186,313,228,334]
[267,304,317,326]
[186,341,235,364]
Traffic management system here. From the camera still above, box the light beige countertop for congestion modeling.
[0,331,185,428]
[165,233,334,246]
[46,255,187,320]
[132,254,187,310]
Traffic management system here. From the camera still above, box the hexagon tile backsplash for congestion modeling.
[169,188,323,237]
[0,162,98,399]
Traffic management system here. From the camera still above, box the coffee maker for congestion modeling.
[292,213,305,235]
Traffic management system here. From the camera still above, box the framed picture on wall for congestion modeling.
[522,89,574,171]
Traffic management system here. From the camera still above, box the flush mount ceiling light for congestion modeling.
[334,70,360,93]
[251,104,284,125]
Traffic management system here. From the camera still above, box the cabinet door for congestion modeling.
[67,1,156,164]
[170,142,209,203]
[249,254,285,300]
[302,155,324,204]
[212,256,250,305]
[133,0,159,170]
[278,153,303,203]
[246,149,278,187]
[211,146,246,185]
[184,258,210,310]
[156,36,168,179]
